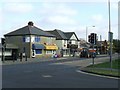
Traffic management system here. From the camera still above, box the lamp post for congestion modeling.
[69,41,71,57]
[86,26,95,42]
[108,0,113,70]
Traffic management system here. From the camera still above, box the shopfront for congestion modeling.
[32,44,45,57]
[44,44,58,57]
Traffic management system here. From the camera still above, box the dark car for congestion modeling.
[80,48,90,58]
[80,48,96,58]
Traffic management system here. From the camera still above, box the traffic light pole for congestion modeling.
[1,38,6,63]
[92,44,95,65]
[2,46,5,63]
[88,33,97,65]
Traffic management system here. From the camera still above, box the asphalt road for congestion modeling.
[2,57,119,88]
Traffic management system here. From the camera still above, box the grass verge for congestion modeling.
[81,59,120,77]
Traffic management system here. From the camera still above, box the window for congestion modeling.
[46,50,53,54]
[23,36,30,42]
[72,41,75,44]
[35,36,40,42]
[23,36,25,42]
[35,49,42,54]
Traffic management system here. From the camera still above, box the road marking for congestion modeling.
[42,75,52,78]
[49,63,63,65]
[57,58,67,60]
[0,61,2,65]
[76,70,119,80]
[64,61,73,64]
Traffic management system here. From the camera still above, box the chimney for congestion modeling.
[28,21,34,26]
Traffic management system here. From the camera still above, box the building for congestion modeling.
[4,22,58,58]
[47,29,80,56]
[96,40,108,54]
[0,43,18,60]
[47,29,68,56]
[64,32,80,56]
[79,38,91,49]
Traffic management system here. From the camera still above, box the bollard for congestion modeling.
[25,55,27,61]
[20,53,23,62]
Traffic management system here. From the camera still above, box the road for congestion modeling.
[2,55,119,88]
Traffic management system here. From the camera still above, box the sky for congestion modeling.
[0,0,119,42]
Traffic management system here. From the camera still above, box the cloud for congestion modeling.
[40,3,78,16]
[54,4,78,16]
[91,14,103,24]
[38,3,79,29]
[3,3,33,13]
[1,0,119,3]
[0,7,2,24]
[46,16,77,25]
[111,2,118,10]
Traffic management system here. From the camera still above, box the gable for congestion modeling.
[70,34,77,40]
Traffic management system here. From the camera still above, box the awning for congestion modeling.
[32,44,45,49]
[45,45,58,50]
[6,44,18,49]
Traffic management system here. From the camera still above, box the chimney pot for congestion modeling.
[28,21,34,26]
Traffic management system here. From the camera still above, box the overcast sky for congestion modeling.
[0,0,119,42]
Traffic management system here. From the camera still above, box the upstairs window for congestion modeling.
[35,36,40,42]
[23,36,30,42]
[23,36,25,42]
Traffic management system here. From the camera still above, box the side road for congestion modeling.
[1,57,77,65]
[1,54,119,67]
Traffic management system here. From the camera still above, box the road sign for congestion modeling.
[109,32,113,42]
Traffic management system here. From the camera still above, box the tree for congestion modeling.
[113,39,120,53]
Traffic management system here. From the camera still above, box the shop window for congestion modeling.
[35,49,42,54]
[53,50,56,54]
[46,50,53,54]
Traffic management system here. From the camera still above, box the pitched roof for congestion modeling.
[46,29,68,40]
[64,32,79,41]
[4,22,55,37]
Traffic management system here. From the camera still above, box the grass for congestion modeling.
[82,59,120,77]
[88,59,120,69]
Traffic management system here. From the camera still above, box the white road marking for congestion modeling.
[0,61,2,65]
[57,58,67,60]
[42,75,52,78]
[76,70,119,80]
[49,63,63,65]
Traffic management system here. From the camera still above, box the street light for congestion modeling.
[86,26,95,42]
[108,0,113,70]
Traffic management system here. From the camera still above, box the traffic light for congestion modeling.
[91,33,94,44]
[1,38,6,45]
[94,33,97,45]
[89,33,97,45]
[88,35,91,43]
